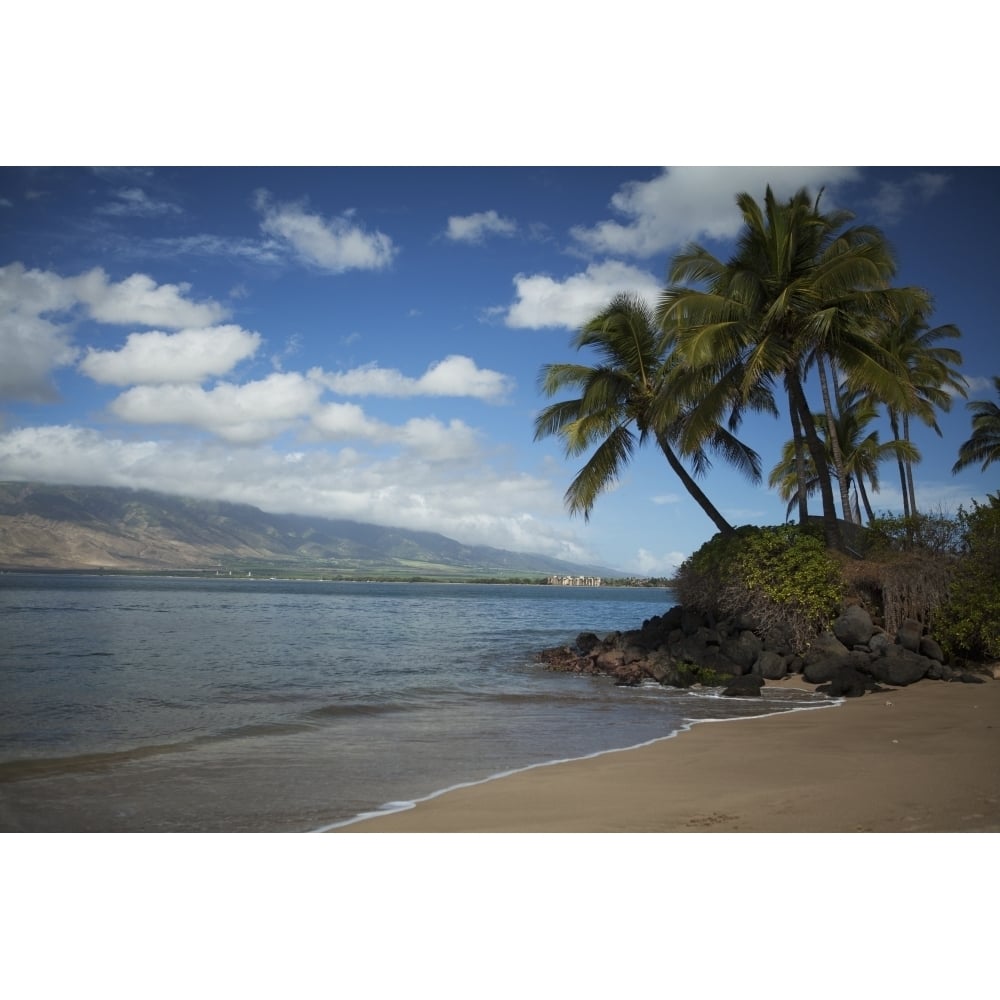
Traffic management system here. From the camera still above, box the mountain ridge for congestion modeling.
[0,482,620,578]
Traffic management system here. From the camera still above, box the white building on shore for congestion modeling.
[547,574,602,587]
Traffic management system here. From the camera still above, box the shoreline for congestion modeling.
[335,677,1000,833]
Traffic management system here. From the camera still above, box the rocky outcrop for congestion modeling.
[537,603,989,698]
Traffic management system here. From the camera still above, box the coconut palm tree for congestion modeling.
[658,186,900,550]
[770,387,920,524]
[953,375,1000,473]
[865,290,966,515]
[534,293,763,536]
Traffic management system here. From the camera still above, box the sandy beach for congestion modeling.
[336,676,1000,832]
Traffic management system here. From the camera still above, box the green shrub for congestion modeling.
[675,524,845,652]
[863,510,964,557]
[932,493,1000,661]
[673,524,760,616]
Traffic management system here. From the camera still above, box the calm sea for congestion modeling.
[0,574,829,832]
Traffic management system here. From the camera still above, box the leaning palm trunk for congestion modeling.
[902,411,918,514]
[654,432,734,536]
[857,475,876,523]
[817,353,855,523]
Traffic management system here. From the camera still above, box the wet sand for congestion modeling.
[336,677,1000,832]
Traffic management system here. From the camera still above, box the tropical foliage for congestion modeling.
[674,524,844,652]
[932,493,1000,660]
[533,293,764,535]
[536,185,993,656]
[657,186,907,549]
[952,375,1000,473]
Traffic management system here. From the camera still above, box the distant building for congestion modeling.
[547,574,602,587]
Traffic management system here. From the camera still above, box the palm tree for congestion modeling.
[770,388,920,524]
[865,290,966,515]
[953,375,1000,473]
[658,186,900,550]
[534,293,762,536]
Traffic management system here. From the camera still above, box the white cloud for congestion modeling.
[0,425,594,560]
[97,187,182,217]
[503,260,662,329]
[446,210,517,243]
[255,190,396,273]
[310,401,381,441]
[0,266,78,401]
[633,548,687,575]
[570,167,862,258]
[0,262,230,400]
[79,325,262,385]
[71,268,228,328]
[109,372,323,443]
[651,493,680,505]
[309,404,481,462]
[396,417,480,461]
[312,355,513,401]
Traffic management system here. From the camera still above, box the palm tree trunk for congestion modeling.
[888,409,911,518]
[817,353,855,523]
[790,405,809,525]
[902,411,918,515]
[788,371,842,550]
[857,475,876,523]
[655,433,734,536]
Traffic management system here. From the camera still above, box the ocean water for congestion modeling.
[0,574,830,832]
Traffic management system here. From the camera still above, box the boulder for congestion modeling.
[681,609,705,635]
[574,632,602,655]
[869,631,891,655]
[897,619,923,653]
[722,631,763,672]
[919,636,946,663]
[596,649,625,670]
[802,632,852,683]
[722,674,764,697]
[817,665,875,698]
[868,647,931,687]
[755,650,788,680]
[832,605,875,648]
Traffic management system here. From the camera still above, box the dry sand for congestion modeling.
[336,676,1000,833]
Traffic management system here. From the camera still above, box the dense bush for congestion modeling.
[932,494,1000,661]
[675,525,844,652]
[863,510,964,557]
[673,524,760,617]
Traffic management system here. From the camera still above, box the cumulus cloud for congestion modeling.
[97,187,182,217]
[109,372,324,443]
[79,325,262,385]
[0,271,78,402]
[446,210,517,243]
[503,260,662,329]
[71,268,228,328]
[570,166,862,258]
[309,404,482,462]
[0,262,230,401]
[255,190,396,273]
[312,355,513,401]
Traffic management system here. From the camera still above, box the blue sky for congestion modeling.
[1,166,997,573]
